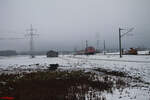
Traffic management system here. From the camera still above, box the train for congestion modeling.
[76,47,96,55]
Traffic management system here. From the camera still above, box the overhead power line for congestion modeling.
[0,37,24,40]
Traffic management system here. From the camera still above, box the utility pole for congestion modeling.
[86,40,88,49]
[81,40,84,50]
[96,40,100,52]
[119,27,134,58]
[95,32,100,52]
[119,28,122,58]
[104,40,106,55]
[85,40,88,55]
[26,24,38,58]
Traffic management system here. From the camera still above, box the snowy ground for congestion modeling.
[0,54,150,100]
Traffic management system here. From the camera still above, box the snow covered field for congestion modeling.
[0,54,150,100]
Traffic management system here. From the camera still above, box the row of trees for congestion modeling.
[0,50,17,56]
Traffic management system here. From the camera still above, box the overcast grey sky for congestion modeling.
[0,0,150,51]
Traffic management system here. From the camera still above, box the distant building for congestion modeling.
[46,50,58,57]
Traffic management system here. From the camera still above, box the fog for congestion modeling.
[0,0,150,51]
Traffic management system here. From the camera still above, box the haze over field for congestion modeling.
[0,0,150,51]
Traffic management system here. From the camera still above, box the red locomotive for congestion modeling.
[85,47,96,55]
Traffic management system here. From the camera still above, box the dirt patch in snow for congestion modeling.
[0,70,128,100]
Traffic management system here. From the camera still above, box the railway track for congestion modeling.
[71,56,150,63]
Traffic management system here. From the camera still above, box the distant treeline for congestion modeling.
[18,51,47,55]
[18,51,74,55]
[0,50,17,56]
[0,50,74,56]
